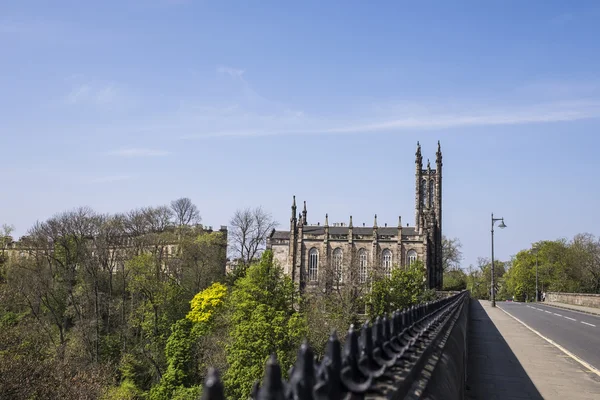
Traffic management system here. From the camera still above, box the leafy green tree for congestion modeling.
[224,251,307,399]
[366,261,433,319]
[443,268,467,291]
[466,258,508,300]
[504,250,536,301]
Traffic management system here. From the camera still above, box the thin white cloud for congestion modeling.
[89,175,135,184]
[176,99,600,139]
[217,66,245,79]
[107,148,171,157]
[50,72,600,145]
[66,82,125,106]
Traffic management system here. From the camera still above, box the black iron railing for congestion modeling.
[201,291,470,400]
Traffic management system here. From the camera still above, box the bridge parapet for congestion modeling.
[200,291,470,400]
[547,292,600,308]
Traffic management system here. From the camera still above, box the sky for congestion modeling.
[2,0,600,268]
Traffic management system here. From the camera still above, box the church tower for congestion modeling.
[414,142,423,231]
[414,141,443,289]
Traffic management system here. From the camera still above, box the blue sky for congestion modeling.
[2,0,600,268]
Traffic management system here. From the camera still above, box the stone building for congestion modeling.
[1,225,229,277]
[267,141,443,291]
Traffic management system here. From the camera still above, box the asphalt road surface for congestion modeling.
[498,301,600,370]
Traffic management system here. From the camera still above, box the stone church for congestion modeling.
[267,141,443,291]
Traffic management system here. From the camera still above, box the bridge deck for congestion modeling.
[465,300,600,400]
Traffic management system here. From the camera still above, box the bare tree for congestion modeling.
[170,197,201,226]
[229,206,278,266]
[442,235,463,272]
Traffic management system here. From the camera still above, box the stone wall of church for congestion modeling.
[270,238,428,286]
[271,243,290,275]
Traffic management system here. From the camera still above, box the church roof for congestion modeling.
[270,226,417,239]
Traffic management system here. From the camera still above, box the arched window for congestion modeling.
[309,248,319,282]
[407,250,418,266]
[333,248,343,283]
[429,180,434,208]
[358,249,368,283]
[382,249,392,278]
[421,179,427,207]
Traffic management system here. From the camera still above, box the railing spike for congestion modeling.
[360,321,372,355]
[256,354,285,400]
[326,331,342,374]
[372,317,384,349]
[287,340,316,398]
[201,368,225,400]
[382,316,391,342]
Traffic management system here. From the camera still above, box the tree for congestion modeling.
[442,235,463,272]
[1,202,230,398]
[229,207,278,267]
[150,283,227,400]
[465,257,508,300]
[366,260,434,319]
[0,223,14,252]
[302,247,371,357]
[0,224,14,278]
[570,233,600,293]
[224,251,306,399]
[443,268,467,291]
[170,198,201,227]
[179,231,227,297]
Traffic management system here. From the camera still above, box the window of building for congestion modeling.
[429,180,434,208]
[358,249,368,283]
[333,248,343,283]
[407,249,418,266]
[382,249,392,278]
[309,248,319,282]
[421,179,427,207]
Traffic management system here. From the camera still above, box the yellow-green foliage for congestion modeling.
[224,251,307,399]
[186,282,227,324]
[151,283,228,400]
[102,380,142,400]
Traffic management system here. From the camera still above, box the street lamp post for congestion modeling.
[491,213,507,308]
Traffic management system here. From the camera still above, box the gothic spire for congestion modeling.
[302,201,307,225]
[291,195,297,220]
[373,214,378,228]
[349,215,353,228]
[416,141,423,168]
[325,213,329,227]
[427,159,431,170]
[436,140,442,166]
[398,215,402,228]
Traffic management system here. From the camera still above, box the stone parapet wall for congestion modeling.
[547,292,600,308]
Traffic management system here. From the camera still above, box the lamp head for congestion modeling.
[498,219,507,229]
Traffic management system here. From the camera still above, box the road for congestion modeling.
[498,301,600,370]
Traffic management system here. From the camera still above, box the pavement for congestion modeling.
[466,299,600,400]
